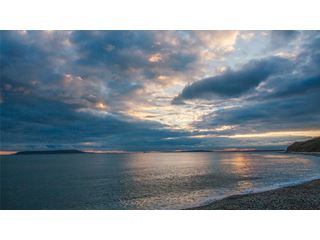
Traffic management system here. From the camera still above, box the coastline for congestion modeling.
[187,179,320,210]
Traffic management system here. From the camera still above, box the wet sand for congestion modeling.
[189,179,320,210]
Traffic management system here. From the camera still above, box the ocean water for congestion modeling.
[1,152,320,209]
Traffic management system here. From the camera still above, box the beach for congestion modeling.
[189,179,320,210]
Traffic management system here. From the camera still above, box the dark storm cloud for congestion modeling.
[172,57,290,104]
[0,30,203,151]
[0,88,201,151]
[0,31,64,85]
[71,31,197,72]
[297,32,320,75]
[266,75,320,99]
[1,31,144,114]
[71,31,155,68]
[202,92,320,131]
[67,31,200,110]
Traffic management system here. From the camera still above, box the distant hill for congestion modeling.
[15,150,85,155]
[287,137,320,152]
[178,150,213,152]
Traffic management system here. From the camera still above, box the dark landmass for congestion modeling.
[15,150,85,155]
[287,137,320,152]
[188,179,320,210]
[178,150,213,152]
[178,149,283,153]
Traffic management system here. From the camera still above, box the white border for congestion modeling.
[0,0,319,29]
[0,211,319,240]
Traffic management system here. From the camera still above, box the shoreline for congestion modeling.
[187,179,320,210]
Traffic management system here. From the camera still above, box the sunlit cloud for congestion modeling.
[214,125,234,131]
[195,30,239,51]
[274,51,297,59]
[95,101,108,110]
[148,53,162,62]
[0,151,16,155]
[229,130,320,139]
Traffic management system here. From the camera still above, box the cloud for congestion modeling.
[194,31,239,51]
[269,30,300,49]
[1,30,320,151]
[1,31,204,151]
[200,92,320,133]
[0,88,203,151]
[172,56,290,103]
[191,34,320,135]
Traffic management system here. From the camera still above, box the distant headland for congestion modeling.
[15,150,85,155]
[287,137,320,153]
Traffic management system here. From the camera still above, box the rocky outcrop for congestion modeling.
[287,137,320,152]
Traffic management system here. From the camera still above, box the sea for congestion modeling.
[1,152,320,209]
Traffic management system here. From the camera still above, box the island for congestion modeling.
[15,149,85,155]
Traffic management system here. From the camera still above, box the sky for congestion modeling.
[1,30,320,152]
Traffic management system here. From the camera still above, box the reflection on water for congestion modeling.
[229,154,254,189]
[1,152,320,209]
